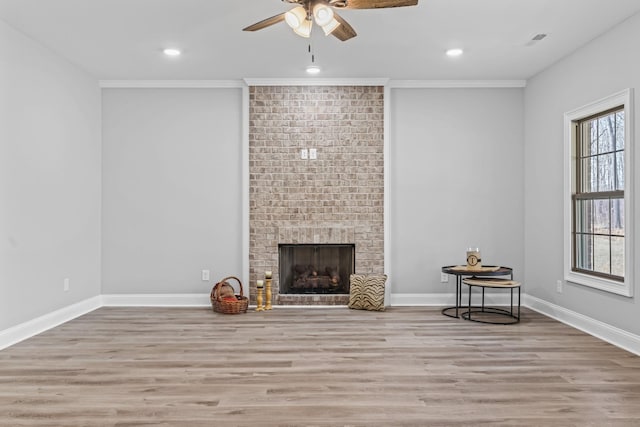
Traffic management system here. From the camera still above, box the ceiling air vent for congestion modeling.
[531,33,547,41]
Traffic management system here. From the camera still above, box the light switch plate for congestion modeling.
[300,149,308,159]
[309,148,317,160]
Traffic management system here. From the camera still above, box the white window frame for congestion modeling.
[563,88,634,297]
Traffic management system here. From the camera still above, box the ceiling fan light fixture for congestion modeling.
[322,18,341,36]
[293,18,312,37]
[285,6,307,29]
[313,4,334,27]
[244,0,418,42]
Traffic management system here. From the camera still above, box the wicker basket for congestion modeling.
[210,276,249,314]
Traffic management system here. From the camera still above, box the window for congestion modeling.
[564,89,634,296]
[573,107,624,280]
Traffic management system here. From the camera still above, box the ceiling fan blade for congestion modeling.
[339,0,418,9]
[243,13,286,32]
[331,12,357,41]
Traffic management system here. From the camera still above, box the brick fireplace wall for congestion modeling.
[249,85,384,305]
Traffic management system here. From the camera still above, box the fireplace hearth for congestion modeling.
[279,244,355,294]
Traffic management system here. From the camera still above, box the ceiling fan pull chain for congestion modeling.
[308,42,315,63]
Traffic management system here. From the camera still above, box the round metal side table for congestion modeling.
[441,265,513,318]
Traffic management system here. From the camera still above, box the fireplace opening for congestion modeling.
[279,244,355,294]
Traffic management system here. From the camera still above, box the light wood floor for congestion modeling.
[1,307,640,426]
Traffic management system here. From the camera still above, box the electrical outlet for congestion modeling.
[556,279,563,293]
[202,270,210,281]
[300,148,308,159]
[309,148,317,160]
[440,273,449,283]
[64,278,70,292]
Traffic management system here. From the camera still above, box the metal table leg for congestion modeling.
[441,275,462,318]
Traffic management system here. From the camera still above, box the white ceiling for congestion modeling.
[1,0,640,81]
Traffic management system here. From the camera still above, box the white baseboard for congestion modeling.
[0,296,102,351]
[390,293,451,306]
[389,292,521,307]
[101,293,211,307]
[523,294,640,356]
[3,293,639,358]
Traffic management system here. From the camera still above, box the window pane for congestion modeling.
[612,198,624,236]
[575,234,593,271]
[593,199,610,235]
[616,111,624,150]
[597,153,615,191]
[590,121,598,155]
[580,158,594,192]
[582,121,595,156]
[615,151,624,190]
[597,116,614,153]
[611,236,625,277]
[575,199,593,233]
[593,235,610,275]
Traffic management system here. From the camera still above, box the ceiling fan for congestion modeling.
[243,0,419,42]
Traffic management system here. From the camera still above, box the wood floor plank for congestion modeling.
[1,307,640,426]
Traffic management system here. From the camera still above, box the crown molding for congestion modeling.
[99,80,246,88]
[389,79,527,88]
[98,79,526,89]
[243,78,390,86]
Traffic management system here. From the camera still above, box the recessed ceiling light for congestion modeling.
[446,48,464,57]
[163,48,181,57]
[306,64,321,74]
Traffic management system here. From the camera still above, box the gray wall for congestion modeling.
[0,19,101,330]
[524,13,640,334]
[101,86,526,298]
[101,88,243,294]
[390,88,525,294]
[3,8,639,341]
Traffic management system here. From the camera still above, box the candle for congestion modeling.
[257,280,264,288]
[265,271,272,279]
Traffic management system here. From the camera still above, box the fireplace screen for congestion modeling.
[279,244,355,294]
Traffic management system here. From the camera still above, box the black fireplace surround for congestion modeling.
[279,244,355,294]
